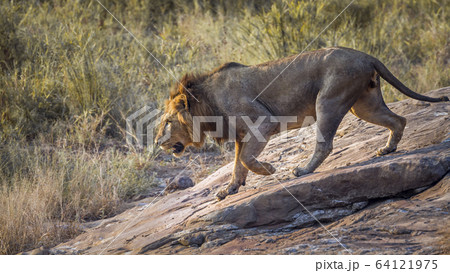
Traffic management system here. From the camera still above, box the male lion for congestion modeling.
[155,47,448,200]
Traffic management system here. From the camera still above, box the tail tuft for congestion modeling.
[440,96,449,102]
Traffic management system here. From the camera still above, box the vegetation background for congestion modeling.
[0,0,448,254]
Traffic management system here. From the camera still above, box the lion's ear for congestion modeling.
[176,94,189,112]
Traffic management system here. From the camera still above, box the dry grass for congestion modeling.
[0,141,160,254]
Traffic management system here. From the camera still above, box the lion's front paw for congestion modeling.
[216,189,229,201]
[292,167,311,177]
[376,147,396,156]
[216,183,240,201]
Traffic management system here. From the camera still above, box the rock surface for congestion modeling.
[50,88,449,254]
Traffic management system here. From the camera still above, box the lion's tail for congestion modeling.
[372,59,449,102]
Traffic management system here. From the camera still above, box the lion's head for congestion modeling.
[154,92,195,157]
[154,75,210,157]
[155,68,238,156]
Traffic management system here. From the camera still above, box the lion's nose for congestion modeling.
[155,132,170,147]
[155,136,165,146]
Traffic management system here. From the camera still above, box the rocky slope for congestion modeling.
[50,88,449,255]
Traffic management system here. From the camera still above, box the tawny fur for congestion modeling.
[155,47,448,200]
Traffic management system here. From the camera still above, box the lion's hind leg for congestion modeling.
[292,82,362,177]
[292,102,351,177]
[350,86,406,156]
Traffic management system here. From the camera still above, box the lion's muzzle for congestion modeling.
[172,142,184,154]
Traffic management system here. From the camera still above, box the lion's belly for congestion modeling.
[259,78,320,129]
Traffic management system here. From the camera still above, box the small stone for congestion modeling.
[285,248,299,254]
[388,227,411,235]
[352,201,368,211]
[178,233,205,247]
[165,176,194,194]
[30,247,50,255]
[434,112,448,116]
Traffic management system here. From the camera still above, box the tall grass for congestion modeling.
[0,0,448,254]
[235,0,449,101]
